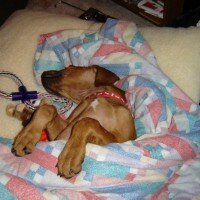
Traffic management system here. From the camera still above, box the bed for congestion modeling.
[0,10,200,199]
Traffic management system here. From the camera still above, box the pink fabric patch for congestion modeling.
[82,191,106,200]
[171,87,193,103]
[38,30,63,45]
[114,21,130,42]
[169,117,178,133]
[94,43,132,57]
[138,43,152,57]
[25,148,57,173]
[92,174,124,186]
[125,173,136,181]
[1,146,32,176]
[175,98,192,111]
[147,99,162,127]
[153,135,196,160]
[6,176,45,200]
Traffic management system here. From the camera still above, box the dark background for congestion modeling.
[0,0,200,27]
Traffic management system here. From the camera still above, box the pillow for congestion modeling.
[139,27,200,104]
[0,10,102,138]
[0,10,199,139]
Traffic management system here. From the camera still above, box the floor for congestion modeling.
[26,0,154,26]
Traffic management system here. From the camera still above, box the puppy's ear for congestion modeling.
[94,66,119,86]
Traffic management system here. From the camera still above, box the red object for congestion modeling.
[95,91,127,105]
[40,130,48,141]
[143,2,157,9]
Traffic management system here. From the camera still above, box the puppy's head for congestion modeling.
[41,65,119,103]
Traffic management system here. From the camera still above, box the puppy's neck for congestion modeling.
[82,85,126,104]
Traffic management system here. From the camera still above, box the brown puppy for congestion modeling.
[12,65,136,178]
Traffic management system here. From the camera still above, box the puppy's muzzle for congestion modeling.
[41,70,62,95]
[42,70,62,79]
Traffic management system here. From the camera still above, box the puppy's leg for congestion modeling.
[12,103,57,157]
[46,114,67,141]
[57,117,117,178]
[66,99,91,124]
[56,99,91,140]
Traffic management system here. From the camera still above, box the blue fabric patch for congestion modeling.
[166,81,173,88]
[0,182,16,200]
[26,170,36,180]
[145,144,164,160]
[37,166,46,176]
[130,31,145,48]
[82,157,130,180]
[121,80,129,91]
[34,60,63,71]
[106,144,141,160]
[180,130,200,149]
[186,112,200,133]
[45,145,54,154]
[135,76,167,122]
[167,168,174,178]
[100,18,118,40]
[84,32,98,42]
[92,182,163,200]
[36,42,54,52]
[135,62,142,69]
[81,41,99,51]
[0,138,12,148]
[135,119,146,137]
[62,37,82,49]
[101,63,130,77]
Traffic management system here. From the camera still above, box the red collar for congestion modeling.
[94,91,127,105]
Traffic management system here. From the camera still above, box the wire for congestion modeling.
[0,71,73,113]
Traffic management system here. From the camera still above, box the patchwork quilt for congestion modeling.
[0,19,200,200]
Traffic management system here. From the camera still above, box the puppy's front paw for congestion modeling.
[56,145,84,179]
[12,127,41,157]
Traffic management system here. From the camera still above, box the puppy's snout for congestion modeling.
[42,70,62,79]
[41,70,62,87]
[41,70,63,96]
